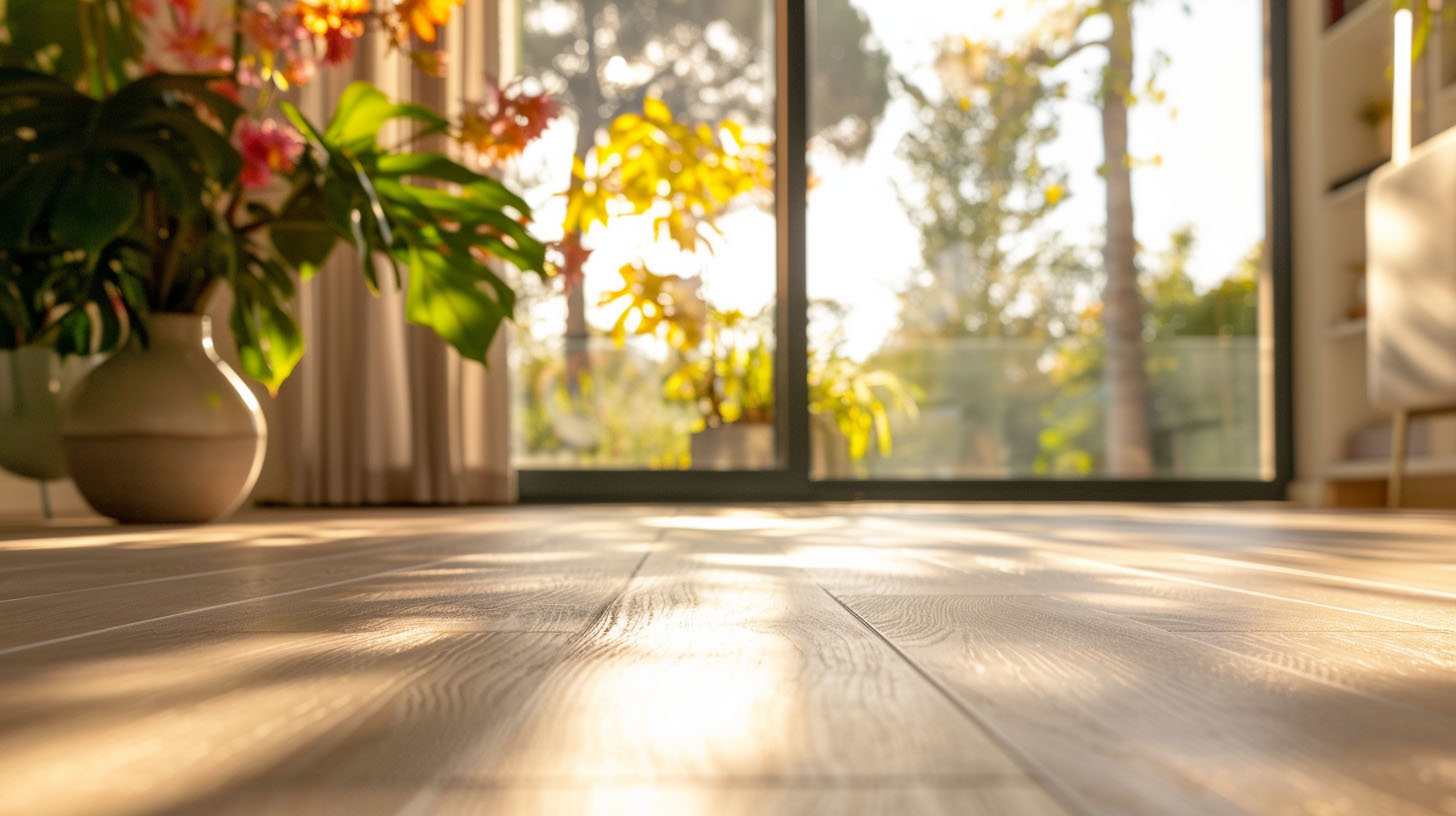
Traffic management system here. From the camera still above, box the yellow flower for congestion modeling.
[394,0,465,43]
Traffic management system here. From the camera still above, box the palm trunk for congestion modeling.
[564,0,605,394]
[1099,0,1152,476]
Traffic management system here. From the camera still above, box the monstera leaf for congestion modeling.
[0,70,243,255]
[275,82,546,370]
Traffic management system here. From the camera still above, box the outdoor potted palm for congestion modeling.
[0,0,556,521]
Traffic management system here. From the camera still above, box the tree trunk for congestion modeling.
[564,0,605,394]
[1099,0,1153,476]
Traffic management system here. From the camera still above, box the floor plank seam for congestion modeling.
[570,525,668,644]
[815,585,1100,816]
[0,534,463,605]
[0,559,85,576]
[424,773,1039,789]
[394,522,674,816]
[0,553,468,658]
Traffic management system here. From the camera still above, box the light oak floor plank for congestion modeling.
[1184,631,1456,723]
[1,630,574,816]
[839,593,1456,816]
[139,782,1067,816]
[444,530,1042,784]
[5,503,1456,815]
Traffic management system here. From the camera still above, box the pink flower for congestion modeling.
[237,119,305,189]
[242,3,306,54]
[161,16,232,72]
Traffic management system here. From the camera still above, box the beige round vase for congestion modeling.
[62,314,267,523]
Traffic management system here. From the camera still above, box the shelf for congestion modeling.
[1323,171,1372,207]
[1325,163,1384,199]
[1326,318,1368,340]
[1323,0,1386,46]
[1324,456,1456,481]
[1319,1,1396,189]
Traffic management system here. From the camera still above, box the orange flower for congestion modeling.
[294,0,370,39]
[393,0,464,43]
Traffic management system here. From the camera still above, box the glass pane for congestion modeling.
[808,0,1268,480]
[509,0,776,470]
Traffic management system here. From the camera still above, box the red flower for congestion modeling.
[236,119,306,189]
[321,26,356,65]
[547,236,593,294]
[459,78,560,167]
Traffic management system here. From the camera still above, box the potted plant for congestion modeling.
[0,253,104,494]
[0,1,556,522]
[659,306,777,470]
[569,102,918,471]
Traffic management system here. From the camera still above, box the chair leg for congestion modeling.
[1388,410,1410,509]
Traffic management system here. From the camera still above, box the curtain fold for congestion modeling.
[254,0,516,505]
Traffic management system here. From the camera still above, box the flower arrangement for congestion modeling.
[0,0,559,391]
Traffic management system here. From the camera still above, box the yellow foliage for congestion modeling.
[596,261,706,351]
[562,99,772,254]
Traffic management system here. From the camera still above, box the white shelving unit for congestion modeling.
[1293,0,1456,506]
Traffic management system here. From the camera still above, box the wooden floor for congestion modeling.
[3,504,1456,815]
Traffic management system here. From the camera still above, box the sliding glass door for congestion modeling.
[513,0,1288,499]
[509,0,780,471]
[806,0,1272,482]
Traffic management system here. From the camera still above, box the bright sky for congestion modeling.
[518,0,1267,361]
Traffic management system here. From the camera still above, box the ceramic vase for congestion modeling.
[62,313,266,523]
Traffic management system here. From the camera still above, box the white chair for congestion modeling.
[1366,124,1456,505]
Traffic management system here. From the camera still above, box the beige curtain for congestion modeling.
[253,0,517,505]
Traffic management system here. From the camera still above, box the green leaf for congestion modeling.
[100,134,207,218]
[374,152,531,214]
[324,81,448,153]
[403,246,507,365]
[0,161,67,247]
[228,265,303,394]
[109,73,243,133]
[269,188,339,278]
[122,108,242,185]
[53,309,92,356]
[48,159,141,254]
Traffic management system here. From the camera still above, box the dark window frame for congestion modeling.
[520,0,1292,503]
